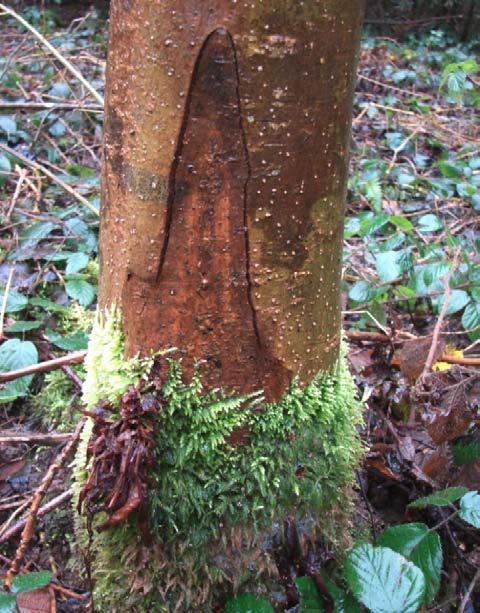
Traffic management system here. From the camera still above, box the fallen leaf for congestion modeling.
[17,587,56,613]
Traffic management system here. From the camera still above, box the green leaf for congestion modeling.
[390,215,413,232]
[224,593,273,613]
[321,574,361,613]
[0,592,17,613]
[433,289,470,316]
[408,486,469,509]
[0,153,12,173]
[452,440,480,466]
[417,214,443,233]
[462,302,480,332]
[0,116,17,135]
[375,251,402,283]
[0,339,38,403]
[11,570,52,594]
[295,577,324,612]
[378,524,442,604]
[65,279,96,307]
[45,328,88,351]
[48,120,66,137]
[0,288,28,313]
[65,252,89,275]
[437,161,462,179]
[29,297,68,313]
[5,320,42,333]
[348,281,373,303]
[459,491,480,528]
[345,543,425,613]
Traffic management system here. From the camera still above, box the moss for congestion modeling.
[73,310,363,611]
[30,368,83,431]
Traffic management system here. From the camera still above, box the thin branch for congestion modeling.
[0,4,104,106]
[4,419,85,588]
[0,350,87,383]
[0,101,103,112]
[0,431,72,445]
[459,568,480,613]
[0,266,14,340]
[0,142,99,216]
[0,490,72,546]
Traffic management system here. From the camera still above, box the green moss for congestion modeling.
[30,368,82,431]
[73,310,363,611]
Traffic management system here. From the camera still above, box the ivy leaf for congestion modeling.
[375,251,402,283]
[345,543,425,613]
[11,571,52,594]
[65,278,96,306]
[378,524,442,604]
[459,491,480,528]
[0,592,17,612]
[0,339,38,403]
[408,486,469,509]
[224,593,273,613]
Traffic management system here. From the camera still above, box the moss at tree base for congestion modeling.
[72,309,363,611]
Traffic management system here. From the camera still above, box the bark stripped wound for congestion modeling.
[100,1,365,400]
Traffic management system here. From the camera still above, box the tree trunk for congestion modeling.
[100,0,364,401]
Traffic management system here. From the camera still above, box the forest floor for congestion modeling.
[0,4,479,612]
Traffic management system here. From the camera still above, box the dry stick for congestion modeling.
[0,101,103,112]
[4,418,85,588]
[0,431,72,445]
[0,266,14,340]
[417,249,462,387]
[0,350,86,383]
[459,567,480,613]
[0,4,103,106]
[0,490,72,546]
[0,142,99,216]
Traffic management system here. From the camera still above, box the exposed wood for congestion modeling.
[0,350,86,383]
[0,431,73,445]
[100,0,365,400]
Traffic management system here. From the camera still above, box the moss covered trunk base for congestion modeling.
[72,310,363,611]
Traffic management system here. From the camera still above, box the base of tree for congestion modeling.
[72,309,363,611]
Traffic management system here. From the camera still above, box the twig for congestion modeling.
[0,431,73,445]
[459,568,480,613]
[0,490,72,546]
[0,266,14,340]
[0,101,103,112]
[386,128,423,175]
[0,4,103,106]
[0,142,99,216]
[416,249,462,386]
[0,350,86,383]
[4,418,85,587]
[438,354,480,366]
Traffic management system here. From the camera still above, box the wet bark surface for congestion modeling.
[100,0,365,399]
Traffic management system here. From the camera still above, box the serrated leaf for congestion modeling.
[452,440,480,466]
[0,592,17,612]
[65,252,89,275]
[390,215,413,232]
[345,543,425,613]
[0,288,28,313]
[5,320,42,333]
[378,524,442,604]
[0,339,38,403]
[348,281,373,303]
[408,486,469,509]
[459,491,480,528]
[45,328,88,351]
[295,577,324,611]
[11,571,52,594]
[65,279,96,306]
[224,593,273,613]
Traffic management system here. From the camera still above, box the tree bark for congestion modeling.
[100,0,364,400]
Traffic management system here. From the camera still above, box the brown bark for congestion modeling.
[100,0,364,400]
